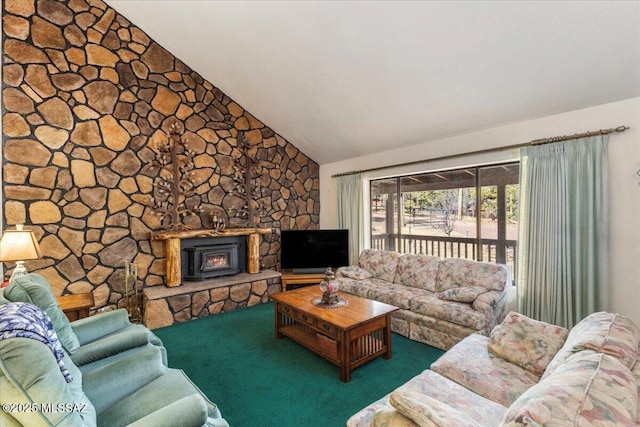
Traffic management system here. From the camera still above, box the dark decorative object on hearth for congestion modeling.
[149,122,204,230]
[124,262,142,323]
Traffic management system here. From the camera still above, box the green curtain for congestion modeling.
[517,135,609,328]
[336,173,363,265]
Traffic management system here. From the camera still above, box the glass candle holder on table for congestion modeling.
[319,267,339,305]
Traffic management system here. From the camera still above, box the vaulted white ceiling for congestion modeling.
[105,1,640,165]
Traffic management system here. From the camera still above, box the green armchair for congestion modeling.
[2,274,167,371]
[0,273,229,426]
[0,326,228,426]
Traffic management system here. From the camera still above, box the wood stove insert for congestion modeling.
[181,234,247,281]
[183,242,240,281]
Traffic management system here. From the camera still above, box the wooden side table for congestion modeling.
[280,271,325,292]
[57,293,95,321]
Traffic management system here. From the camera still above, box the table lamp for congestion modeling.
[0,224,42,283]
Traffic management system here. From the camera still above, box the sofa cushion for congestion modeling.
[71,324,155,367]
[435,258,506,292]
[354,278,426,310]
[390,391,483,427]
[544,311,640,377]
[501,351,637,427]
[393,254,440,292]
[96,370,209,427]
[337,266,373,280]
[410,293,485,331]
[4,274,80,354]
[488,312,568,377]
[335,277,368,299]
[438,286,488,303]
[371,408,419,427]
[347,369,506,427]
[431,334,539,407]
[358,249,402,282]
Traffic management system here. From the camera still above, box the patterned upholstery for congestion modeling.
[410,294,485,330]
[435,257,507,292]
[350,312,640,427]
[336,266,372,280]
[358,249,402,282]
[544,311,640,376]
[347,369,506,427]
[406,313,478,351]
[502,351,637,426]
[487,311,568,376]
[393,254,440,292]
[366,279,429,310]
[338,250,509,350]
[431,334,539,407]
[438,286,488,302]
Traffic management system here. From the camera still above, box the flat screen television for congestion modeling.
[280,229,349,274]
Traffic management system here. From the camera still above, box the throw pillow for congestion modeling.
[438,286,488,303]
[337,266,373,280]
[389,391,482,427]
[371,409,420,427]
[393,254,440,292]
[488,312,568,377]
[502,351,637,427]
[435,258,507,292]
[358,249,402,282]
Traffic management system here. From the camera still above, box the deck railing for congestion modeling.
[371,233,517,283]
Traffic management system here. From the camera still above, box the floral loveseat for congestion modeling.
[336,249,508,350]
[348,311,640,426]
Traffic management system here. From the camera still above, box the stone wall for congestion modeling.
[1,0,319,311]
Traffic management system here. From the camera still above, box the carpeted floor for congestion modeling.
[154,301,444,427]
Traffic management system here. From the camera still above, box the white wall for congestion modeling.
[320,97,640,325]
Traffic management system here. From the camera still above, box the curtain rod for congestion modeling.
[331,125,629,178]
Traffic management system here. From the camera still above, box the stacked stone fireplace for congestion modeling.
[1,1,320,317]
[142,228,281,329]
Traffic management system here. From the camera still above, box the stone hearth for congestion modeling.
[143,270,281,329]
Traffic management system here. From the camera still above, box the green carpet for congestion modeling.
[154,301,444,427]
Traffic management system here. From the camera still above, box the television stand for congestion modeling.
[280,271,325,292]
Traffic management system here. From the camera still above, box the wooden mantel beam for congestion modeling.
[150,227,274,241]
[150,227,276,287]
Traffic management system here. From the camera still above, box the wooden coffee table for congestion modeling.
[271,286,398,382]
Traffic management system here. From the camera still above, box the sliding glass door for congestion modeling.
[370,162,519,282]
[370,178,398,251]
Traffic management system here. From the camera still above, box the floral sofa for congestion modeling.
[336,249,509,350]
[347,311,640,427]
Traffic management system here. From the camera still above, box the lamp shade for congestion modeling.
[0,225,42,262]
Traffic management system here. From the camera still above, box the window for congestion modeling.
[370,162,519,282]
